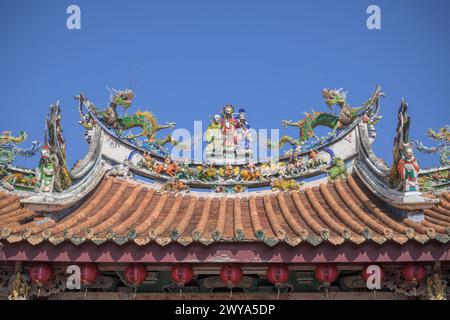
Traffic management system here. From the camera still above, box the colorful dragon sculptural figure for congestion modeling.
[77,89,177,149]
[389,99,420,192]
[414,125,449,166]
[0,131,39,176]
[275,85,384,150]
[326,157,348,182]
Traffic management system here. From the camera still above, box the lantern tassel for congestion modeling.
[325,287,329,299]
[277,286,280,300]
[133,286,137,300]
[373,289,376,299]
[179,287,182,299]
[229,286,233,299]
[84,287,88,300]
[37,287,41,298]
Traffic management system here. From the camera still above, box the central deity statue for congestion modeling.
[205,104,253,163]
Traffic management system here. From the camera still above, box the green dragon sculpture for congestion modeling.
[77,89,177,147]
[275,85,384,149]
[0,131,40,191]
[415,125,449,166]
[326,157,348,182]
[0,131,39,174]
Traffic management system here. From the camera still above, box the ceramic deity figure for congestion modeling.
[235,108,253,160]
[37,145,57,193]
[221,104,238,161]
[397,146,420,192]
[205,114,224,162]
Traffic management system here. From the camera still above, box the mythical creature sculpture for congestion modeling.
[306,150,327,169]
[327,157,348,181]
[77,89,177,150]
[276,85,384,150]
[0,131,27,145]
[107,164,133,179]
[154,157,179,177]
[285,155,307,176]
[0,131,39,191]
[418,168,449,191]
[415,125,449,166]
[0,131,39,174]
[389,100,420,192]
[3,172,38,191]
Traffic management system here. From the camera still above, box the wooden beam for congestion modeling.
[53,291,403,300]
[1,241,449,263]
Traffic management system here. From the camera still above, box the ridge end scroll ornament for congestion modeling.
[389,99,420,192]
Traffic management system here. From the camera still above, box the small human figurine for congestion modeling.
[397,146,420,192]
[208,114,222,130]
[235,108,253,155]
[37,145,57,193]
[205,114,224,161]
[221,104,238,159]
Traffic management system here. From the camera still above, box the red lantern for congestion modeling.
[361,265,385,282]
[266,264,290,286]
[80,263,99,285]
[314,264,338,283]
[124,263,148,286]
[171,264,194,286]
[402,263,426,283]
[220,264,243,286]
[29,264,53,286]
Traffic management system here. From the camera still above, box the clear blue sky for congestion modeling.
[1,0,449,169]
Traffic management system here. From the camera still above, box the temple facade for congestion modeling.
[0,86,449,300]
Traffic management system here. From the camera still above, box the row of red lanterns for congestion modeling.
[168,263,426,287]
[27,262,428,289]
[28,263,99,286]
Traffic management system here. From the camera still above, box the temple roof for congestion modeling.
[1,86,449,265]
[1,173,449,247]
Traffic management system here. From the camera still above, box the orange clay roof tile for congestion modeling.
[1,173,449,246]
